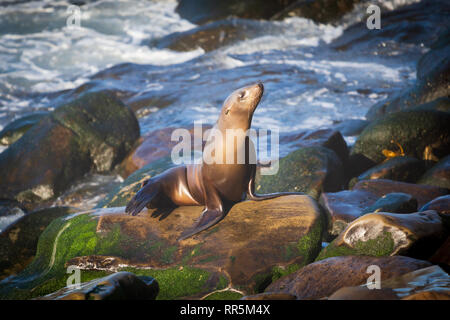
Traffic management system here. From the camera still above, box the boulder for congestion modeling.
[0,195,325,299]
[417,155,450,189]
[429,237,450,273]
[352,110,450,164]
[352,179,448,208]
[410,97,450,113]
[256,146,345,200]
[98,156,175,208]
[420,195,450,230]
[175,0,297,25]
[264,255,431,300]
[349,156,428,187]
[0,92,140,209]
[328,287,399,300]
[0,112,49,146]
[0,207,78,280]
[360,193,417,215]
[0,200,26,233]
[316,211,444,261]
[37,271,159,300]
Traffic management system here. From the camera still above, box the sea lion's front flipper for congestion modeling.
[125,180,160,216]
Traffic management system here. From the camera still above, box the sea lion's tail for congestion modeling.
[125,180,160,216]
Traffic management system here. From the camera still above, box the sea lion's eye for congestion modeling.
[239,91,247,99]
[225,109,230,115]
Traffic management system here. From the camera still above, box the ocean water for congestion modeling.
[0,0,441,211]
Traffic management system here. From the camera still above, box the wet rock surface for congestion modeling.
[316,211,444,261]
[417,155,450,189]
[0,112,49,146]
[256,146,345,200]
[352,110,450,164]
[0,195,325,299]
[38,271,159,300]
[0,92,140,210]
[265,255,432,300]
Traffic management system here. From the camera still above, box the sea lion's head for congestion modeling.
[219,82,264,129]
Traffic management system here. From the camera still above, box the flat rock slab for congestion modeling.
[0,195,325,300]
[352,179,448,208]
[264,255,432,300]
[316,211,444,261]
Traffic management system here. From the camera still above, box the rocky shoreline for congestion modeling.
[0,0,449,300]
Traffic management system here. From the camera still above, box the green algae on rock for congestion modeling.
[352,110,450,164]
[316,211,444,261]
[0,195,325,299]
[265,255,432,300]
[256,146,345,200]
[0,206,78,280]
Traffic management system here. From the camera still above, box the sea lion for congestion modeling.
[125,82,301,240]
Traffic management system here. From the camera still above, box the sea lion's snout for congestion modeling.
[257,81,264,92]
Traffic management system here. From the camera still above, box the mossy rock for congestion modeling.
[265,255,432,300]
[411,97,450,113]
[256,146,345,200]
[417,155,450,189]
[352,110,450,164]
[0,112,49,146]
[316,211,443,261]
[0,195,325,299]
[0,206,78,280]
[97,156,175,208]
[0,91,140,210]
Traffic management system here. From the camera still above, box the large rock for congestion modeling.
[0,206,78,280]
[38,272,159,300]
[316,211,444,261]
[349,156,428,187]
[352,179,448,208]
[328,265,450,300]
[0,92,140,209]
[99,156,175,208]
[361,193,417,215]
[420,195,450,230]
[0,195,325,299]
[0,112,49,146]
[366,33,450,120]
[264,255,431,300]
[175,0,297,25]
[256,146,345,200]
[417,155,450,189]
[352,110,450,164]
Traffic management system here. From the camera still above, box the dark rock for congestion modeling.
[349,156,428,187]
[175,0,297,25]
[361,193,417,215]
[319,189,379,238]
[256,146,345,200]
[0,92,140,209]
[0,112,49,146]
[0,195,325,299]
[151,18,281,52]
[352,179,448,208]
[417,155,450,189]
[38,272,159,300]
[0,206,78,280]
[280,129,348,165]
[410,97,450,113]
[352,110,450,164]
[265,255,431,300]
[316,211,444,261]
[331,119,370,137]
[429,237,450,273]
[420,195,450,230]
[241,292,297,300]
[366,32,450,120]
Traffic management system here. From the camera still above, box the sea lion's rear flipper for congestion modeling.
[178,208,224,241]
[125,180,160,216]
